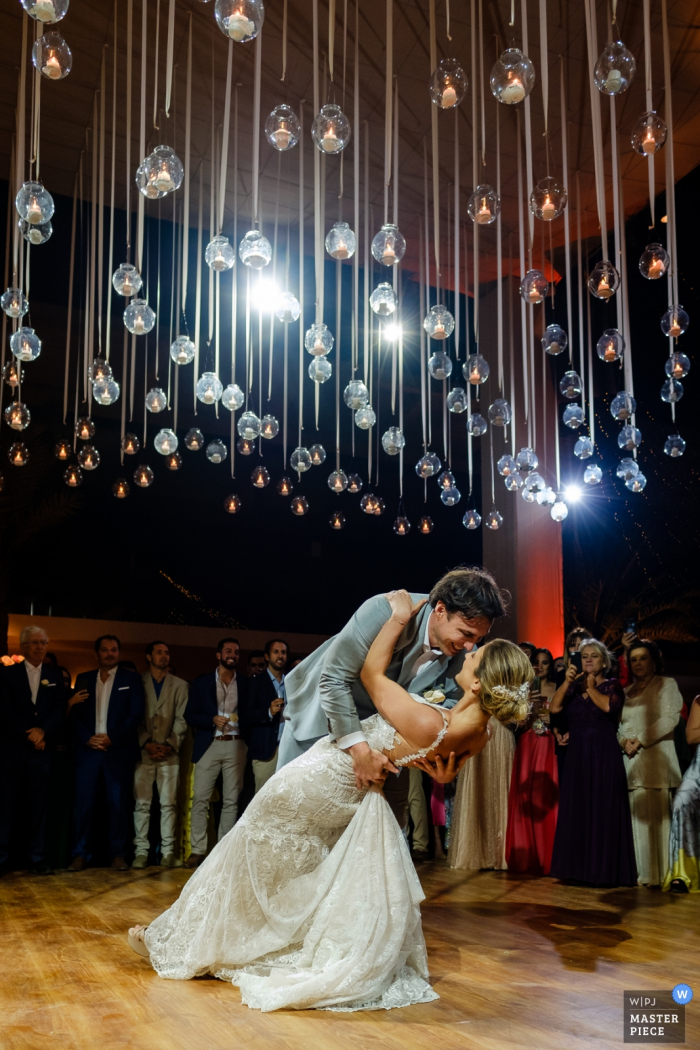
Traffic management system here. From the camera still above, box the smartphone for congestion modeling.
[570,651,583,673]
[623,618,637,636]
[530,676,541,696]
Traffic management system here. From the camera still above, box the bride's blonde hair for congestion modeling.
[476,639,534,724]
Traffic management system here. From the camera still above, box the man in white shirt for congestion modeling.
[239,639,288,794]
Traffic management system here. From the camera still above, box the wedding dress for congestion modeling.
[143,700,446,1012]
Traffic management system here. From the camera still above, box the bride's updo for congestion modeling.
[476,639,534,724]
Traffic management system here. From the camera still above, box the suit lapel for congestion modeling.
[397,604,432,686]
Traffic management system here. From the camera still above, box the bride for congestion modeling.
[127,591,532,1012]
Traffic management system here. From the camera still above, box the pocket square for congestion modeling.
[42,681,56,687]
[118,686,129,691]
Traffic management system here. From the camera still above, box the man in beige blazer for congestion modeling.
[132,641,189,868]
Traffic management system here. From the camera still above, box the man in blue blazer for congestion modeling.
[0,626,66,875]
[239,639,288,794]
[66,635,144,872]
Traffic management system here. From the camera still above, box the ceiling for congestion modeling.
[1,0,700,287]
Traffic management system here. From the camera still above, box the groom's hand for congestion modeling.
[347,742,398,790]
[408,751,468,784]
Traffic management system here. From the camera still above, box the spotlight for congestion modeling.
[563,484,582,504]
[250,278,279,313]
[383,322,402,342]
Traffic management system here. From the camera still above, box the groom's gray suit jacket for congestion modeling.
[284,592,465,744]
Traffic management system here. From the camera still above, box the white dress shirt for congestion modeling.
[24,660,43,705]
[95,666,118,734]
[267,668,287,742]
[215,669,239,737]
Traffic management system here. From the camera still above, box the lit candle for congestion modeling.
[381,244,396,265]
[549,341,560,354]
[42,52,62,79]
[226,10,255,41]
[212,251,227,272]
[469,367,480,384]
[648,257,664,278]
[596,274,613,298]
[27,197,43,224]
[28,229,44,245]
[122,278,134,296]
[669,319,681,338]
[501,77,525,104]
[441,85,457,108]
[332,240,349,260]
[432,323,447,340]
[528,287,543,303]
[475,199,492,225]
[604,344,617,362]
[133,317,145,335]
[321,125,340,152]
[642,128,656,155]
[154,169,175,192]
[273,126,291,150]
[31,0,56,20]
[541,195,556,220]
[605,69,622,93]
[313,339,326,355]
[673,361,683,378]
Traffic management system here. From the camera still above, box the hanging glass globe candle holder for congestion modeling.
[375,496,387,515]
[237,410,261,439]
[311,104,351,154]
[661,305,688,339]
[16,181,54,225]
[113,478,130,499]
[54,439,71,460]
[224,493,242,513]
[170,335,196,365]
[277,476,293,496]
[124,298,155,335]
[63,464,83,487]
[393,513,411,536]
[355,405,376,429]
[639,243,669,280]
[290,446,312,472]
[2,361,22,388]
[4,402,30,431]
[264,104,300,150]
[205,235,235,272]
[260,414,279,439]
[291,495,309,516]
[371,224,406,267]
[343,380,369,410]
[486,507,504,529]
[381,427,405,455]
[542,323,567,356]
[150,145,183,193]
[251,465,270,488]
[329,510,346,530]
[583,464,603,485]
[467,184,500,225]
[10,327,41,361]
[665,351,690,379]
[530,176,567,221]
[415,452,441,478]
[550,498,569,522]
[424,304,455,341]
[661,377,683,403]
[22,0,69,23]
[184,427,205,450]
[1,288,28,318]
[488,399,512,427]
[574,436,594,459]
[237,437,254,455]
[463,507,482,529]
[239,229,272,269]
[31,31,71,78]
[524,472,546,493]
[206,440,228,464]
[195,371,224,404]
[133,464,154,488]
[490,49,535,105]
[145,387,167,413]
[521,484,536,504]
[77,445,100,470]
[347,473,363,494]
[505,472,524,490]
[664,433,686,457]
[438,469,455,489]
[618,424,642,450]
[497,453,517,476]
[429,57,468,108]
[309,443,327,466]
[516,446,538,472]
[463,353,489,385]
[136,158,165,200]
[559,370,582,399]
[441,486,461,506]
[325,221,356,260]
[8,442,29,466]
[214,0,264,41]
[222,383,245,411]
[418,516,434,534]
[308,357,332,383]
[467,413,488,436]
[328,469,348,493]
[19,216,52,245]
[563,404,584,429]
[121,432,140,454]
[446,387,468,413]
[626,472,647,493]
[594,40,636,94]
[305,322,334,356]
[519,269,548,304]
[360,493,378,514]
[154,429,178,455]
[112,263,142,297]
[369,282,397,316]
[166,452,182,470]
[588,260,619,300]
[536,486,557,506]
[428,351,453,380]
[88,357,112,382]
[611,391,636,421]
[93,378,120,405]
[631,111,667,155]
[597,328,625,362]
[276,291,301,323]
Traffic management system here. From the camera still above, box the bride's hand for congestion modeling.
[385,590,427,625]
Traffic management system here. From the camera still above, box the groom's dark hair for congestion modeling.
[429,567,508,621]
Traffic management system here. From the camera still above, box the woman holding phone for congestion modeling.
[548,639,637,886]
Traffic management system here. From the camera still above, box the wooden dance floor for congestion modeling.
[2,863,698,1049]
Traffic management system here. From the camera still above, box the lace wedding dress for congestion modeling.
[143,702,446,1012]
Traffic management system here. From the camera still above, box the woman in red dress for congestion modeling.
[506,649,559,875]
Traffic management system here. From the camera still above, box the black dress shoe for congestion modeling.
[30,862,54,875]
[669,878,689,894]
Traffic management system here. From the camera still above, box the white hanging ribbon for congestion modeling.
[560,60,573,368]
[14,15,28,281]
[329,0,336,82]
[181,14,191,315]
[429,0,440,285]
[298,104,305,446]
[352,1,359,374]
[98,53,106,353]
[281,0,288,80]
[136,0,147,272]
[583,0,607,253]
[194,166,203,410]
[165,0,176,117]
[251,32,262,226]
[219,41,233,234]
[126,0,133,256]
[642,0,655,225]
[106,4,118,361]
[539,0,548,133]
[575,173,586,413]
[384,0,393,224]
[521,0,534,251]
[363,121,370,383]
[63,175,78,423]
[312,0,323,322]
[152,0,160,127]
[516,112,529,427]
[454,111,460,360]
[496,107,503,390]
[661,0,678,307]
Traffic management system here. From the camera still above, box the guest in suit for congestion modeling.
[239,639,288,794]
[0,626,66,875]
[247,650,266,676]
[185,638,248,869]
[132,641,189,870]
[66,635,145,872]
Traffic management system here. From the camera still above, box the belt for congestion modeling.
[215,734,240,741]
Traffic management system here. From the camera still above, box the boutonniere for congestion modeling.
[422,686,446,704]
[41,679,49,686]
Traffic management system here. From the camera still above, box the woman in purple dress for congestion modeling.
[549,638,637,887]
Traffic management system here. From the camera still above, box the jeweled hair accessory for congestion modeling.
[491,681,532,705]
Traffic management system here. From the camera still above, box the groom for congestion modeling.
[280,567,508,822]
